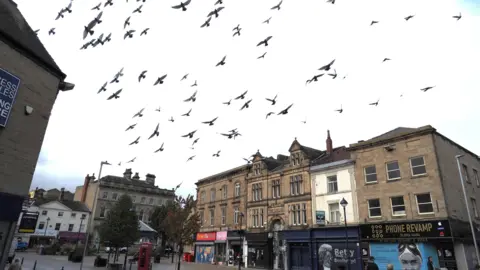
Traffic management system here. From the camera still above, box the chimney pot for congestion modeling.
[124,169,133,180]
[132,172,140,180]
[145,174,156,185]
[59,188,65,201]
[326,130,333,154]
[80,175,90,203]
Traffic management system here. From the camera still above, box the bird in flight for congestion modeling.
[133,108,145,118]
[257,36,273,47]
[107,89,122,100]
[184,91,198,102]
[154,74,167,85]
[420,86,435,92]
[124,16,131,29]
[266,112,274,119]
[271,0,283,10]
[155,107,161,112]
[191,80,197,87]
[208,6,225,18]
[181,73,189,81]
[263,17,272,24]
[453,13,462,20]
[49,28,56,35]
[278,104,293,115]
[129,136,140,145]
[319,59,335,71]
[141,28,150,35]
[370,20,379,26]
[215,0,223,4]
[235,90,248,100]
[182,109,192,117]
[233,24,240,32]
[172,0,192,11]
[257,52,267,59]
[201,17,212,28]
[213,150,221,157]
[125,124,137,131]
[266,94,277,105]
[243,158,252,164]
[240,99,252,110]
[182,130,197,139]
[138,70,147,82]
[94,11,103,24]
[192,138,200,146]
[97,82,107,94]
[83,19,97,40]
[335,105,343,113]
[169,117,175,122]
[154,143,165,153]
[404,15,414,21]
[104,0,113,7]
[124,30,135,39]
[148,124,160,140]
[233,28,242,37]
[216,56,227,66]
[306,74,324,84]
[301,118,307,124]
[92,3,101,10]
[383,58,391,62]
[127,157,136,163]
[326,0,335,4]
[110,68,124,83]
[133,5,143,13]
[64,2,73,13]
[369,100,380,106]
[202,117,218,126]
[328,69,337,79]
[187,156,195,162]
[223,99,231,106]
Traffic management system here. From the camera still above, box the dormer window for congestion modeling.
[253,164,261,175]
[291,153,301,166]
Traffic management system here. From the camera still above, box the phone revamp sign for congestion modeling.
[0,68,20,127]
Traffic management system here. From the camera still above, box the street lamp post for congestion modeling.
[238,212,244,270]
[75,215,86,250]
[455,154,480,266]
[44,217,50,236]
[98,161,111,180]
[340,198,350,270]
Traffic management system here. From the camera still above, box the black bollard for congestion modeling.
[129,261,133,270]
[21,257,24,265]
[33,260,37,270]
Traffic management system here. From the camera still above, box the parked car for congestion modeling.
[15,242,28,251]
[105,247,128,253]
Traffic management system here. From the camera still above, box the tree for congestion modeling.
[152,195,199,269]
[98,194,140,262]
[151,201,174,249]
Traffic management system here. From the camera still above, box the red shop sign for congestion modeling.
[196,232,216,241]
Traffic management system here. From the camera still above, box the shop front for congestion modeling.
[227,230,244,267]
[360,219,455,270]
[215,231,227,264]
[194,232,216,264]
[58,231,86,245]
[246,232,272,269]
[312,226,361,270]
[283,230,310,270]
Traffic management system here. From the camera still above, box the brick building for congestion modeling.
[349,125,480,269]
[0,0,74,268]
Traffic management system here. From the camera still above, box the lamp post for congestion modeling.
[44,217,50,236]
[238,212,244,270]
[340,198,350,270]
[76,215,86,250]
[98,161,111,180]
[455,154,480,266]
[89,161,111,254]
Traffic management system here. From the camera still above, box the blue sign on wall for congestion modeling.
[369,242,440,270]
[0,68,21,127]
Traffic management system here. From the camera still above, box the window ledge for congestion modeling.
[368,216,382,219]
[391,214,407,218]
[365,181,378,185]
[386,178,402,183]
[418,212,435,216]
[411,174,428,180]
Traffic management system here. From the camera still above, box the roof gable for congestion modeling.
[39,201,71,211]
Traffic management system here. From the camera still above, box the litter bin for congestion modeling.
[187,253,193,262]
[182,252,189,262]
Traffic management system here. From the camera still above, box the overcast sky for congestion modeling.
[16,0,480,197]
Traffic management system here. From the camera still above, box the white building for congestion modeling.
[310,159,359,225]
[17,189,90,247]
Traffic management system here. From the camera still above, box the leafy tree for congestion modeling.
[98,194,140,261]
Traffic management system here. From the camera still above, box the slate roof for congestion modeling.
[98,175,175,196]
[33,198,90,212]
[0,0,65,79]
[196,164,251,185]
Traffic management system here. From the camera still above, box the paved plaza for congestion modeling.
[7,253,235,270]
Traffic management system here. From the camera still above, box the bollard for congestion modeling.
[129,261,133,270]
[21,257,24,265]
[33,260,37,270]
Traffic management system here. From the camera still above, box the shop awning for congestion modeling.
[58,231,86,240]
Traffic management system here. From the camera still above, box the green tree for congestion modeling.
[98,194,140,261]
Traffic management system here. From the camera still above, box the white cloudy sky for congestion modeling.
[17,0,480,197]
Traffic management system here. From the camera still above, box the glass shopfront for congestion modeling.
[246,232,272,269]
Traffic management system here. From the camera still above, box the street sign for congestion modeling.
[0,68,21,127]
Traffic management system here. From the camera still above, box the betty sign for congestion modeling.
[0,68,20,127]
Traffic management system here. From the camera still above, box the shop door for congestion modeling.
[195,245,215,264]
[289,243,310,270]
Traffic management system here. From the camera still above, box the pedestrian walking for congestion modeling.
[8,258,22,270]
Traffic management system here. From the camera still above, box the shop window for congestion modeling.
[415,193,434,214]
[364,165,377,183]
[410,156,427,176]
[368,199,382,218]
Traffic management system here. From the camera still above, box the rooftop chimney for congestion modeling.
[80,174,92,203]
[59,188,65,201]
[124,169,133,180]
[326,130,333,154]
[132,172,140,180]
[145,174,156,185]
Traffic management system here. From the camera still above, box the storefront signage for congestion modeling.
[32,229,57,237]
[18,212,39,233]
[360,220,451,241]
[315,210,325,225]
[317,242,359,269]
[0,68,21,127]
[216,231,227,241]
[196,232,216,241]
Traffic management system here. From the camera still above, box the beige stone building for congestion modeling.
[74,169,175,245]
[349,125,480,269]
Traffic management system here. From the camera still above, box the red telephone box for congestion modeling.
[137,242,152,270]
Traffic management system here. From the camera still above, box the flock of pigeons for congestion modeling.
[32,0,464,178]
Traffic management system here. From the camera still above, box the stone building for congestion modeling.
[73,169,175,246]
[349,125,480,269]
[0,0,74,268]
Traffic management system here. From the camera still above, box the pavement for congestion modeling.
[7,252,236,270]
